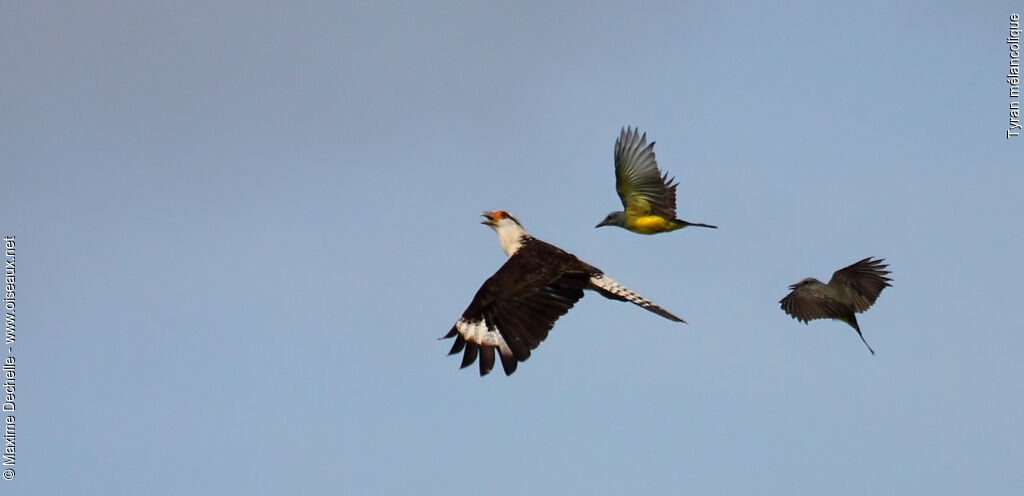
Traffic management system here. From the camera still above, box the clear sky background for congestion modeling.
[3,1,1022,494]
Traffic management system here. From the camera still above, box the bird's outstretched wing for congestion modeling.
[828,257,892,313]
[443,242,590,376]
[779,284,850,324]
[614,127,679,219]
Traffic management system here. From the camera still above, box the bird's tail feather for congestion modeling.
[844,314,875,355]
[677,219,718,229]
[588,275,685,323]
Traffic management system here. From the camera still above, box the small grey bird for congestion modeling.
[779,257,893,354]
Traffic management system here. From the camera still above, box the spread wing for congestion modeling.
[442,242,592,376]
[779,283,851,324]
[828,257,892,313]
[614,127,678,219]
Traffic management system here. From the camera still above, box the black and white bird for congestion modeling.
[443,210,684,376]
[779,257,893,354]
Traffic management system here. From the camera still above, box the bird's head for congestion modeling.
[481,210,528,256]
[596,211,626,228]
[481,210,522,228]
[788,277,821,290]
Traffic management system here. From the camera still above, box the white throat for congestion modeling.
[491,219,528,257]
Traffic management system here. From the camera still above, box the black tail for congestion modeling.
[847,315,875,355]
[677,219,718,229]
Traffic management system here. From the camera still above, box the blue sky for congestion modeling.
[3,1,1022,494]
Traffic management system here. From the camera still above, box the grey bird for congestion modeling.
[779,257,893,354]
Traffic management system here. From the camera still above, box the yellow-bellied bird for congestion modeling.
[779,257,893,355]
[443,210,684,376]
[596,127,717,234]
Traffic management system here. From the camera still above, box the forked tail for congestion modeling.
[677,219,718,229]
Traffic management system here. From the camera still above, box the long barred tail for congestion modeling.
[588,274,685,323]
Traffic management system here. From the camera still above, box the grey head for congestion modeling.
[788,277,824,291]
[596,211,626,228]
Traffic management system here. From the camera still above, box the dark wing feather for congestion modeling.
[489,282,584,356]
[460,342,479,369]
[478,346,495,376]
[614,127,679,219]
[446,334,466,355]
[829,257,892,313]
[443,240,591,376]
[779,284,850,323]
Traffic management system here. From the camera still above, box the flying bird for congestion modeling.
[596,127,717,234]
[779,257,893,354]
[443,210,684,376]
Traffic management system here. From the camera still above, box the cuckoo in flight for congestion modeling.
[596,127,717,234]
[443,210,684,376]
[779,257,893,354]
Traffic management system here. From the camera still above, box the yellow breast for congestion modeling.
[625,215,679,234]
